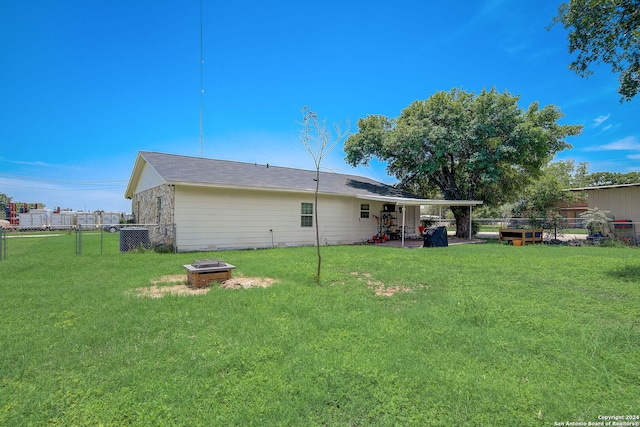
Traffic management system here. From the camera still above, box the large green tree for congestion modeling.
[552,0,640,101]
[344,88,582,237]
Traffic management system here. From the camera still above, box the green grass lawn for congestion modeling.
[1,232,638,426]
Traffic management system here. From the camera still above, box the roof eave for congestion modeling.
[566,182,640,192]
[124,152,145,199]
[356,195,484,206]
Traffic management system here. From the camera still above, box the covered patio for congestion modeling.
[357,195,484,248]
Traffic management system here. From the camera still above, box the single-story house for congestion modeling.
[124,151,482,252]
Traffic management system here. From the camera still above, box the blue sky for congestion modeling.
[1,0,638,212]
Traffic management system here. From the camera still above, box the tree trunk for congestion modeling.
[314,168,321,282]
[451,206,471,239]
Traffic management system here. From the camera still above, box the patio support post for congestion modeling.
[469,205,473,240]
[401,204,406,247]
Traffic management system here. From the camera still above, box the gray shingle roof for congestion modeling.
[139,151,422,199]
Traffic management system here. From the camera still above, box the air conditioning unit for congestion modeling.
[120,227,151,252]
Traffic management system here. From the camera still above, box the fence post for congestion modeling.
[0,228,6,261]
[75,226,82,256]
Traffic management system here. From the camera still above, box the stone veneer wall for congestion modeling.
[131,184,175,248]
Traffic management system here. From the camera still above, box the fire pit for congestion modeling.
[183,258,236,288]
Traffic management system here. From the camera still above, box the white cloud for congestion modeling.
[585,136,640,151]
[591,114,610,128]
[626,154,640,160]
[0,157,53,167]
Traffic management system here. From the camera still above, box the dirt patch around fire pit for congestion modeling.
[128,274,277,298]
[219,277,277,289]
[350,271,422,296]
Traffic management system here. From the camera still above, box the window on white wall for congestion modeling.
[301,202,313,227]
[360,203,370,219]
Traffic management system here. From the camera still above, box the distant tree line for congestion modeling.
[580,171,640,187]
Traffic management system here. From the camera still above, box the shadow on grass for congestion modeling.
[606,264,640,282]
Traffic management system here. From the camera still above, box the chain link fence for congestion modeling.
[75,223,173,255]
[422,217,587,230]
[0,224,174,260]
[1,217,638,261]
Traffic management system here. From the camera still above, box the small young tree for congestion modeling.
[298,107,349,282]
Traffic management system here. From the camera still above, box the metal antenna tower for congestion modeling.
[198,0,204,156]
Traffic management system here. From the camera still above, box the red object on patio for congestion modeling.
[613,219,632,228]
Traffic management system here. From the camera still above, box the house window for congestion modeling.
[157,197,162,224]
[360,203,370,219]
[301,202,313,227]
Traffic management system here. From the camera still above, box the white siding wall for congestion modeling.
[588,187,640,222]
[173,186,385,251]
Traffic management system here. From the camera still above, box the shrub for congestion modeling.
[580,207,612,236]
[598,237,631,248]
[152,244,173,253]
